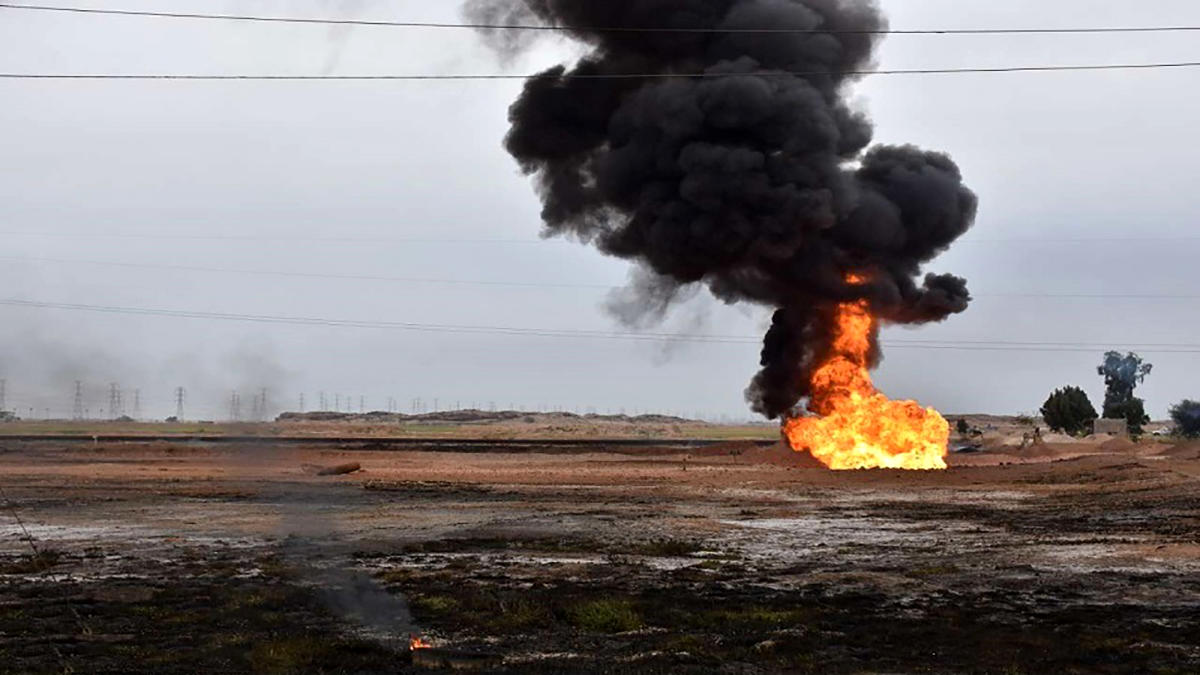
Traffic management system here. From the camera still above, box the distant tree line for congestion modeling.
[1039,352,1194,438]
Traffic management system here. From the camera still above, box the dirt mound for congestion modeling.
[1098,437,1137,453]
[1014,442,1084,459]
[1135,442,1174,457]
[1159,442,1200,460]
[1040,432,1080,444]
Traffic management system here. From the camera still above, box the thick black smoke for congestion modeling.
[470,0,977,419]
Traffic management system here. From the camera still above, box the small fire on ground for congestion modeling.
[410,634,433,651]
[784,275,950,471]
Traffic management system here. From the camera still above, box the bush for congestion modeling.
[1170,400,1200,438]
[955,418,970,435]
[1040,386,1098,436]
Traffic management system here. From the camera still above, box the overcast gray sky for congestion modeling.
[1,0,1198,421]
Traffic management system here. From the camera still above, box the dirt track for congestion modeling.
[2,439,1199,673]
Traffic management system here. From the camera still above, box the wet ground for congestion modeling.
[1,439,1199,673]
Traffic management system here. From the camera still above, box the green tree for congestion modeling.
[1099,353,1152,415]
[1097,351,1152,435]
[1170,400,1200,438]
[1109,398,1150,436]
[955,418,970,435]
[1040,386,1098,436]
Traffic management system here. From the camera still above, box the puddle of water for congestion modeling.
[3,523,151,543]
[368,551,700,572]
[717,516,1003,564]
[1031,541,1200,574]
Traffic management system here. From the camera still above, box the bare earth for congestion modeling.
[2,434,1199,674]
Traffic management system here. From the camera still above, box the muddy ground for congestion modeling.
[1,439,1199,674]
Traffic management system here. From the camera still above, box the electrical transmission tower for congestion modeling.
[0,378,6,413]
[259,389,268,421]
[133,389,141,420]
[109,383,123,420]
[174,387,185,421]
[319,391,327,411]
[73,381,84,420]
[230,391,241,421]
[299,393,305,413]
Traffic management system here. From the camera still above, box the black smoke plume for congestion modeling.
[469,0,978,419]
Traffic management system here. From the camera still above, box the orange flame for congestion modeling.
[783,275,949,471]
[410,634,433,650]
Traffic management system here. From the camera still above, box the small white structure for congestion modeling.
[1093,418,1128,437]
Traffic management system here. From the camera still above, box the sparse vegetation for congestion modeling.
[691,605,812,630]
[566,598,644,633]
[411,594,460,615]
[1040,386,1098,436]
[496,597,555,631]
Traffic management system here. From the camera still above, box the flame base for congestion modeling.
[783,287,949,471]
[784,392,949,470]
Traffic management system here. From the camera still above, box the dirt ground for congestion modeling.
[0,412,777,442]
[2,436,1199,674]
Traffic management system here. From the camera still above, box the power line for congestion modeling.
[959,236,1200,244]
[0,255,612,290]
[0,231,542,244]
[4,62,1200,81]
[3,254,1198,300]
[980,292,1200,300]
[4,3,1200,36]
[2,297,1200,353]
[0,297,758,343]
[3,231,1200,245]
[884,338,1200,349]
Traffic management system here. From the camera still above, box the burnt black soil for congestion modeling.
[4,542,1195,675]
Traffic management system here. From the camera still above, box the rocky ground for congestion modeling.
[1,438,1198,674]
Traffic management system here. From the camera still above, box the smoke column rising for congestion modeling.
[468,0,978,419]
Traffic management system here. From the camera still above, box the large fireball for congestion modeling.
[783,277,950,471]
